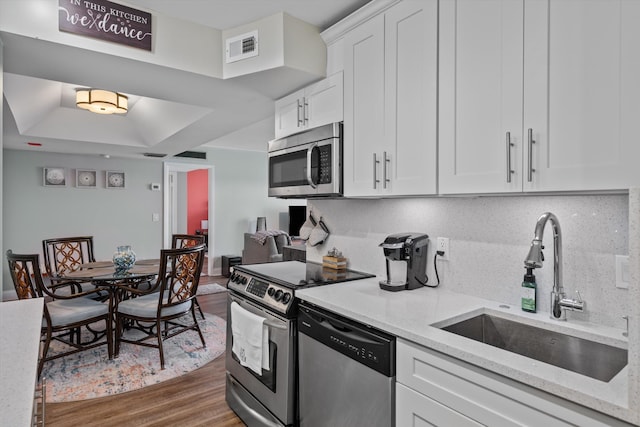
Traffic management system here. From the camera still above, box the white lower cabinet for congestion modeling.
[397,383,481,427]
[396,339,632,427]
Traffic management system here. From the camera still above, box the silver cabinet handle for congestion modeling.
[383,151,390,189]
[297,99,303,127]
[528,128,535,182]
[306,143,317,188]
[303,97,309,125]
[373,153,380,189]
[506,132,514,183]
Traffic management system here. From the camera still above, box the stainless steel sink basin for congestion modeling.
[440,313,627,382]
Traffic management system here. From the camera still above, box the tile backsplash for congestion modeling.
[307,194,629,329]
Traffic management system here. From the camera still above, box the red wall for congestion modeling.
[187,169,208,235]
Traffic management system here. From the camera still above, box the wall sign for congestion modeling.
[59,0,152,51]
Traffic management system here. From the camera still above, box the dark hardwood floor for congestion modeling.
[46,274,246,427]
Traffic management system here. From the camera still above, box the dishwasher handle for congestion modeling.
[302,313,382,346]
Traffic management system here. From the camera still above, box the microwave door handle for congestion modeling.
[306,143,318,188]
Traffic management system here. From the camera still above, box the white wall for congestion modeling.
[0,0,222,78]
[177,171,188,234]
[307,194,629,329]
[0,36,4,295]
[2,147,295,291]
[2,150,164,290]
[202,147,300,268]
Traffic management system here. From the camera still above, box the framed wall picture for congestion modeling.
[106,171,125,189]
[43,167,67,187]
[76,169,97,188]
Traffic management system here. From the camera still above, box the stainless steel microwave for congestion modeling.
[268,122,342,198]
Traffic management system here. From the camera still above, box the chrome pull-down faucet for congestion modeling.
[524,212,584,320]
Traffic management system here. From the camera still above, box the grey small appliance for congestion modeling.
[298,302,395,427]
[379,232,429,291]
[268,122,342,198]
[225,261,374,427]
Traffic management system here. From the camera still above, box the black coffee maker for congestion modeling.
[379,233,429,291]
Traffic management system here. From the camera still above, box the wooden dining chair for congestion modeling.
[171,234,206,318]
[114,244,207,369]
[6,250,113,379]
[42,236,96,294]
[172,233,205,249]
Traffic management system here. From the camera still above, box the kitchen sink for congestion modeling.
[439,313,627,382]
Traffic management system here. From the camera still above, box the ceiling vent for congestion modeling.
[226,30,259,63]
[143,152,167,158]
[175,151,207,160]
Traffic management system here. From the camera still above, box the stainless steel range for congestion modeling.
[225,260,374,427]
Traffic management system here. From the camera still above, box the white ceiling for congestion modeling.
[2,0,370,158]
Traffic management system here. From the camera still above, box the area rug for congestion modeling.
[197,283,227,295]
[42,313,226,402]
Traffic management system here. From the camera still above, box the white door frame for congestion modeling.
[163,161,214,275]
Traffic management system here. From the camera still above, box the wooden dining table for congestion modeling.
[62,259,162,306]
[61,259,163,342]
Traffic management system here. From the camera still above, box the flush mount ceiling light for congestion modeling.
[76,89,128,114]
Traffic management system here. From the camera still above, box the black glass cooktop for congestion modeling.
[233,261,375,290]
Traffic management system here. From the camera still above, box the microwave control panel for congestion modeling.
[317,145,332,184]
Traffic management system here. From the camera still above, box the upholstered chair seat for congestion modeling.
[46,298,110,327]
[117,293,191,318]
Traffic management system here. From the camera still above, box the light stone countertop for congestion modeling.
[0,298,44,427]
[296,277,634,424]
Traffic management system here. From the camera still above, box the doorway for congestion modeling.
[163,162,214,275]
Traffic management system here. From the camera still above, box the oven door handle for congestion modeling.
[265,320,287,330]
[306,143,318,188]
[230,295,288,330]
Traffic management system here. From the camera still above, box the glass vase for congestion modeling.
[113,245,136,274]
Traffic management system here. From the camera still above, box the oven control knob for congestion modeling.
[281,292,291,304]
[274,289,284,301]
[267,287,275,297]
[230,273,237,282]
[241,277,248,285]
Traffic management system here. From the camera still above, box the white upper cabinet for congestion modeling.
[523,0,640,192]
[439,0,640,194]
[385,0,438,196]
[274,72,343,139]
[343,0,438,197]
[439,0,524,194]
[343,13,386,197]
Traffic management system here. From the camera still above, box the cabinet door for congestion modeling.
[343,13,386,197]
[397,339,630,427]
[384,0,438,195]
[396,383,482,427]
[274,89,304,139]
[524,0,640,192]
[439,0,524,194]
[305,72,343,130]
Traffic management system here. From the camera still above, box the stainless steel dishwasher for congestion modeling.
[298,302,396,427]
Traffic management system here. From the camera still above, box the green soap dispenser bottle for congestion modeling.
[521,268,537,313]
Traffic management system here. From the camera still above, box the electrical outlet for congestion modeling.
[616,255,629,289]
[437,237,449,261]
